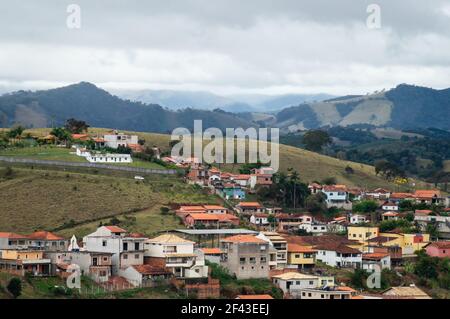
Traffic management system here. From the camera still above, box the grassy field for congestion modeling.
[0,145,165,169]
[20,127,429,190]
[0,272,185,299]
[0,165,219,234]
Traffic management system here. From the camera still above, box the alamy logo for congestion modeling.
[366,264,382,289]
[170,120,280,173]
[66,264,81,289]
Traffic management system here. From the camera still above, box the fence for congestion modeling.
[0,156,178,175]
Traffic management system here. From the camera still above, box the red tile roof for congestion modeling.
[363,253,390,260]
[314,242,361,254]
[288,243,317,253]
[427,241,450,249]
[0,232,27,239]
[390,192,414,199]
[200,248,223,254]
[27,231,64,241]
[104,226,127,233]
[132,264,172,275]
[222,235,266,244]
[237,202,263,208]
[414,190,441,199]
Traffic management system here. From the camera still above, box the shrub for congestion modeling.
[7,278,22,298]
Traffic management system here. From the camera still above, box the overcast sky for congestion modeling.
[1,0,450,96]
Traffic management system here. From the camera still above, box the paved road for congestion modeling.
[0,156,178,175]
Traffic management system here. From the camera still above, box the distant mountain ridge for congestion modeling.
[0,82,449,134]
[114,89,334,113]
[264,84,450,132]
[0,82,255,132]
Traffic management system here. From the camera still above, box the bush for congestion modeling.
[7,278,22,298]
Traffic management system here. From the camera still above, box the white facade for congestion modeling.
[250,215,269,226]
[299,223,327,234]
[382,203,399,211]
[85,153,132,163]
[83,226,145,275]
[272,273,335,295]
[362,255,391,272]
[316,249,362,268]
[350,214,368,225]
[103,133,138,149]
[144,234,208,279]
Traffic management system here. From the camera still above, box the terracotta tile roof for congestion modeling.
[104,226,127,233]
[200,248,223,254]
[132,264,172,275]
[187,213,220,221]
[128,233,147,238]
[372,188,390,193]
[428,241,450,249]
[71,134,89,140]
[27,231,64,241]
[336,286,357,292]
[414,190,441,199]
[363,253,390,260]
[236,295,274,299]
[232,174,251,180]
[390,192,414,199]
[237,202,263,208]
[415,210,433,216]
[203,205,226,210]
[0,232,27,239]
[314,242,361,254]
[222,235,266,244]
[368,236,398,243]
[288,243,317,253]
[382,212,399,217]
[179,206,207,211]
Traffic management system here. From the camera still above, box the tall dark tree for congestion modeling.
[64,118,90,134]
[302,130,332,152]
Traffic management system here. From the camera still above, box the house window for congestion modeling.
[135,242,140,250]
[240,257,246,265]
[260,257,267,264]
[123,254,128,259]
[123,243,128,251]
[249,257,256,264]
[102,240,107,247]
[309,281,314,285]
[135,254,140,259]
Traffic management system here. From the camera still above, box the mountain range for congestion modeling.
[113,89,333,113]
[0,82,449,133]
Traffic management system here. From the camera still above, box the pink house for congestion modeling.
[425,241,450,258]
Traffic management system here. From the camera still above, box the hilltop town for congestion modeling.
[0,126,449,299]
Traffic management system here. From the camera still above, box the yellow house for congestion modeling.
[287,244,317,269]
[372,232,430,256]
[1,250,44,260]
[347,226,379,243]
[0,250,51,276]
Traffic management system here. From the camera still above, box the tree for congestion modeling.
[353,200,378,213]
[7,278,22,298]
[64,118,89,134]
[50,127,71,144]
[302,130,332,152]
[7,125,24,140]
[321,177,337,185]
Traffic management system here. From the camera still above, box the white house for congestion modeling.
[120,264,172,287]
[144,234,208,279]
[382,202,399,211]
[103,132,139,149]
[315,243,362,268]
[299,223,328,235]
[362,253,391,272]
[85,153,132,163]
[350,214,368,225]
[83,226,146,275]
[250,214,270,226]
[272,272,335,295]
[76,147,133,163]
[321,186,352,210]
